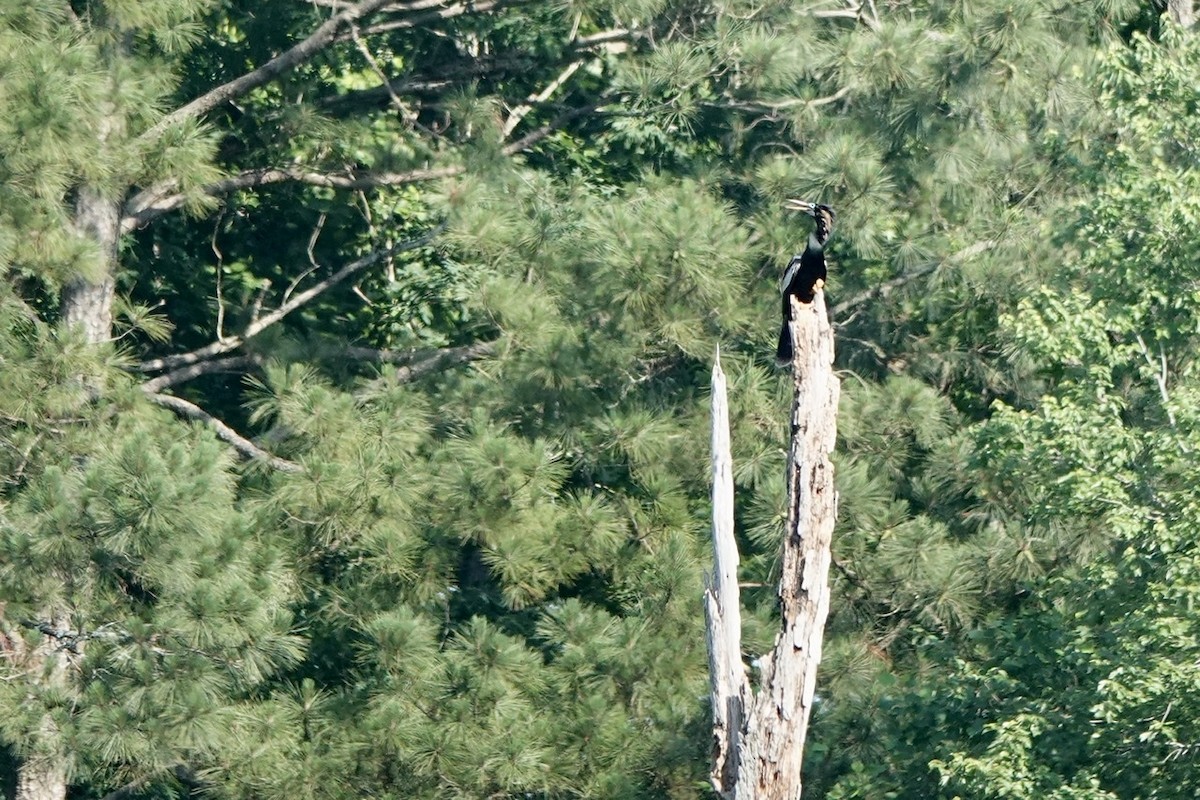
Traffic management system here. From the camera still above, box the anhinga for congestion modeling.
[775,199,835,365]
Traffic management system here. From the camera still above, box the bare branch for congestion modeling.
[573,27,640,49]
[142,0,395,141]
[347,23,421,125]
[713,86,851,118]
[122,166,460,232]
[20,620,125,651]
[311,0,489,13]
[139,356,261,393]
[502,59,587,137]
[1134,332,1178,430]
[211,209,228,341]
[145,392,302,472]
[501,103,599,155]
[352,0,523,37]
[138,224,443,373]
[809,8,861,20]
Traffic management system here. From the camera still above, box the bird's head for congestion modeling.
[784,199,835,242]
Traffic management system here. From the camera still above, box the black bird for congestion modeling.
[775,199,835,365]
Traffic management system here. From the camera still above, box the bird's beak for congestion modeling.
[783,198,817,216]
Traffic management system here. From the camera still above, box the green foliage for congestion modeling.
[0,304,300,788]
[5,0,1199,799]
[816,21,1200,799]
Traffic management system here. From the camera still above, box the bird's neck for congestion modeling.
[807,231,825,253]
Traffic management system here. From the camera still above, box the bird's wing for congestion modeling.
[779,254,804,292]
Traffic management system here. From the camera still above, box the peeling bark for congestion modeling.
[705,350,751,795]
[706,292,840,800]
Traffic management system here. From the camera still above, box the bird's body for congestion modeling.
[776,201,835,365]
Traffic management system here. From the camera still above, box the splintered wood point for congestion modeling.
[707,291,840,800]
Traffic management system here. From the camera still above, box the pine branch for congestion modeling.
[141,0,397,142]
[123,105,597,231]
[352,340,497,380]
[122,166,459,232]
[831,240,996,319]
[136,342,494,390]
[138,225,444,373]
[144,392,302,472]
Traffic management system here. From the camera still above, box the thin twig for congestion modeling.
[138,225,445,373]
[283,212,329,307]
[211,209,228,341]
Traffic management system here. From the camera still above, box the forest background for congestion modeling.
[3,1,1200,799]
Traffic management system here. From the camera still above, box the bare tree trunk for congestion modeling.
[1170,0,1195,27]
[15,189,118,800]
[706,291,840,800]
[16,750,67,800]
[62,185,120,344]
[5,615,72,800]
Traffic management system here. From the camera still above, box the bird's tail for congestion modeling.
[775,320,793,367]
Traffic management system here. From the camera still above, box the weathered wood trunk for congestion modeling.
[706,292,840,800]
[705,349,751,792]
